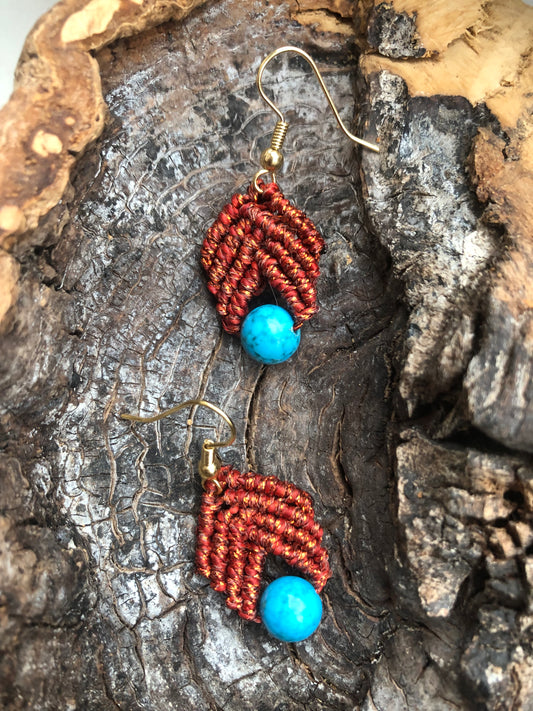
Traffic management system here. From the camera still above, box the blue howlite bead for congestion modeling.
[260,576,323,642]
[241,305,300,364]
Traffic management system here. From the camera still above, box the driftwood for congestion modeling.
[0,0,532,709]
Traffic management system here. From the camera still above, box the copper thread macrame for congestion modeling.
[196,465,331,622]
[201,180,325,335]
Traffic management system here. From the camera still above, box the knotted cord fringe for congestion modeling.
[196,465,331,622]
[201,181,325,334]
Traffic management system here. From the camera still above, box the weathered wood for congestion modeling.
[1,0,532,710]
[1,1,397,709]
[357,2,533,709]
[0,0,207,246]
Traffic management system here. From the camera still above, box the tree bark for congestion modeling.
[0,1,532,710]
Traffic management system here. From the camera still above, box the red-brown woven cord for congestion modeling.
[196,465,331,622]
[201,181,325,334]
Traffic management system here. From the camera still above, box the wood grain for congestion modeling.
[1,0,532,709]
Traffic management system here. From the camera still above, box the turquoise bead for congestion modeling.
[259,576,323,642]
[241,305,300,364]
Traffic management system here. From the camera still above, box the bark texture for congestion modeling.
[0,0,532,710]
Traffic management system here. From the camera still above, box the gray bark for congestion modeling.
[1,1,532,710]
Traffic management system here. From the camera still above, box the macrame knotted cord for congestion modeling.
[196,465,331,622]
[201,181,325,335]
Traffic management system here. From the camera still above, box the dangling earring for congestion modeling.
[122,399,331,643]
[201,45,379,365]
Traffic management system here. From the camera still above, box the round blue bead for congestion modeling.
[241,305,300,364]
[260,576,323,643]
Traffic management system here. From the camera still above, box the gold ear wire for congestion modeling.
[121,399,236,489]
[254,45,379,189]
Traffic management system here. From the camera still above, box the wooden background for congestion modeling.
[0,1,532,709]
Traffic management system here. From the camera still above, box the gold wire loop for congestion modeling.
[253,168,276,192]
[121,399,236,488]
[256,45,380,154]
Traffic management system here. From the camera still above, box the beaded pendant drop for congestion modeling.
[201,180,325,361]
[195,465,331,631]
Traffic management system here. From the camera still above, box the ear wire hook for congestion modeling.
[254,45,379,189]
[121,399,236,489]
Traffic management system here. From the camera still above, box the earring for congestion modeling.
[122,399,331,643]
[201,46,379,365]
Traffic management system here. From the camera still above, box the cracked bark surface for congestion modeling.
[0,0,532,710]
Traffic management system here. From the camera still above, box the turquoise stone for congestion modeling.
[240,305,300,364]
[259,576,323,642]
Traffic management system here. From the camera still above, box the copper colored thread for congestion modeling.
[201,180,325,334]
[195,465,331,622]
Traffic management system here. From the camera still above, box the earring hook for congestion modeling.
[254,45,379,188]
[121,399,236,488]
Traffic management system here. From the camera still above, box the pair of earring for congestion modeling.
[122,47,378,642]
